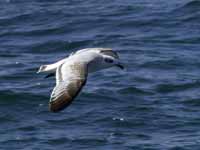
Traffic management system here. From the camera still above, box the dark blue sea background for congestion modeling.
[1,0,200,149]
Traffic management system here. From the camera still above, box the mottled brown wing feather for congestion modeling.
[49,62,87,112]
[49,79,86,112]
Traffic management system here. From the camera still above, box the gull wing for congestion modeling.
[49,62,88,112]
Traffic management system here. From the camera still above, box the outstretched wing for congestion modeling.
[49,62,88,112]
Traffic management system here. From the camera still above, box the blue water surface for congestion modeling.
[1,0,200,149]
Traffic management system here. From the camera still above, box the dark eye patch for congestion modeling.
[105,58,113,63]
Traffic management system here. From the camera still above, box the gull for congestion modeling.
[37,48,124,112]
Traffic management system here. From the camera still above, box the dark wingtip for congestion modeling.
[116,64,125,70]
[49,94,73,113]
[49,101,70,113]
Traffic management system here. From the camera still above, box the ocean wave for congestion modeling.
[178,0,200,11]
[118,86,154,95]
[155,81,200,93]
[0,90,47,104]
[172,0,200,13]
[139,59,184,70]
[45,137,71,145]
[170,0,200,21]
[69,137,107,145]
[181,98,200,107]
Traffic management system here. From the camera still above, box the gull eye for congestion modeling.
[105,58,114,63]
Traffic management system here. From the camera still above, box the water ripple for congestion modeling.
[0,0,200,149]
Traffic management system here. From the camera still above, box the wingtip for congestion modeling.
[49,94,73,113]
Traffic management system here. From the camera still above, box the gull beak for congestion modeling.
[116,62,125,70]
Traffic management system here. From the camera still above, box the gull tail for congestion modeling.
[37,58,67,74]
[37,64,57,73]
[37,65,48,73]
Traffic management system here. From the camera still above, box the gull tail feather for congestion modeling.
[37,64,57,73]
[37,58,67,74]
[37,65,48,73]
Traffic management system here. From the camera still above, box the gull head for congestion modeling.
[86,49,124,73]
[102,54,124,70]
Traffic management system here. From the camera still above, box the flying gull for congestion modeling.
[37,48,124,112]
